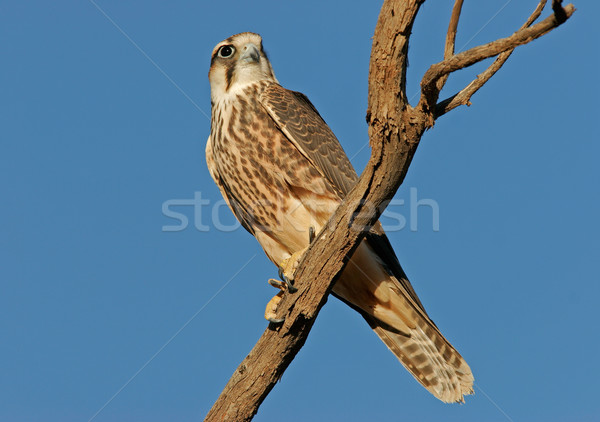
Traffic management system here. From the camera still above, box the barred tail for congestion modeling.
[366,314,474,403]
[334,241,474,403]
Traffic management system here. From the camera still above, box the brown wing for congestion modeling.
[259,83,427,315]
[259,84,358,198]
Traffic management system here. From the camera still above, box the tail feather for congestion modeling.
[367,315,474,403]
[334,241,474,403]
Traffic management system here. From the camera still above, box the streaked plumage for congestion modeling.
[206,32,474,403]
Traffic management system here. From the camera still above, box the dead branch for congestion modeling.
[435,0,550,118]
[420,1,575,117]
[204,1,574,421]
[436,0,464,92]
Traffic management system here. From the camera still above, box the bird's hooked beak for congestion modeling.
[239,43,260,63]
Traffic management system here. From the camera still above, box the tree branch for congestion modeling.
[436,0,464,92]
[419,1,575,117]
[435,0,550,118]
[204,1,575,420]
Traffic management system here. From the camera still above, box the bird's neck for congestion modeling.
[211,80,272,109]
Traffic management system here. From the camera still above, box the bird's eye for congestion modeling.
[218,45,235,58]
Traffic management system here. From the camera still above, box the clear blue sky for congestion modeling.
[1,1,598,421]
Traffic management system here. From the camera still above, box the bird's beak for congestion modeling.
[239,43,260,63]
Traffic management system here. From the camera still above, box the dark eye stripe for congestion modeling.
[225,62,235,91]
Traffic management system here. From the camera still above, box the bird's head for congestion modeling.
[208,32,277,102]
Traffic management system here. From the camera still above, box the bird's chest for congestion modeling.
[213,96,326,183]
[210,97,309,225]
[208,91,340,258]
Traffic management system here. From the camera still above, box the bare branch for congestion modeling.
[526,0,550,26]
[436,0,464,92]
[419,2,575,116]
[435,0,549,118]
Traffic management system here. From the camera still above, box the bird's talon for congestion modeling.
[278,267,288,283]
[309,226,315,243]
[267,317,285,324]
[277,267,297,293]
[268,278,286,290]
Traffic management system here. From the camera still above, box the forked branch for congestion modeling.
[420,0,575,117]
[435,0,552,117]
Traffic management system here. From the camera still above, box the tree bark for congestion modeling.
[204,1,574,420]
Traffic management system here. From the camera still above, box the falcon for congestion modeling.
[206,32,474,403]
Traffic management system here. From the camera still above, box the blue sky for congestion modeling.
[1,1,598,421]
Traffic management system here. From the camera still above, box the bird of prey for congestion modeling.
[206,32,474,403]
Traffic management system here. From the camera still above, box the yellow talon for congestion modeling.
[264,247,309,323]
[264,288,284,323]
[279,247,308,285]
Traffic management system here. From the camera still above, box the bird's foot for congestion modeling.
[265,273,298,323]
[264,289,285,323]
[278,247,308,292]
[277,267,298,293]
[264,235,315,324]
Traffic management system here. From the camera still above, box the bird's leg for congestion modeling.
[265,226,316,323]
[278,249,307,292]
[278,226,316,290]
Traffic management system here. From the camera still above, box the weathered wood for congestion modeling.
[421,1,575,116]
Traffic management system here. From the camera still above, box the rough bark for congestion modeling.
[204,1,574,420]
